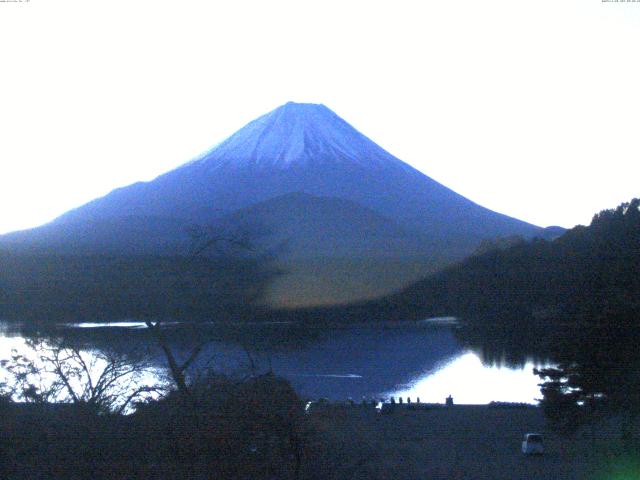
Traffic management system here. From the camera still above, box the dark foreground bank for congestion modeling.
[2,389,639,480]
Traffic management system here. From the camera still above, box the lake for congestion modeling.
[0,320,547,405]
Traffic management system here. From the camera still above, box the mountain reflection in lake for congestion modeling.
[0,322,548,404]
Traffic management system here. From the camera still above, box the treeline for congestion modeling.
[377,198,640,327]
[0,252,279,323]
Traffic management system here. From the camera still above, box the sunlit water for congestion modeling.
[386,351,544,404]
[0,322,548,405]
[0,325,163,410]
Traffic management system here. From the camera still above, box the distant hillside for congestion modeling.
[220,192,447,260]
[215,192,461,306]
[373,198,640,324]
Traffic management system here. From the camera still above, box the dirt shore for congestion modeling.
[308,404,636,480]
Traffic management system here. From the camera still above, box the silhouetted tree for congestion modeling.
[1,337,162,414]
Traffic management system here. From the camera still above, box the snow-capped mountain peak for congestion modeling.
[195,102,409,172]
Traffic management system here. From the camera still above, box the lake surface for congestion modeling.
[0,321,547,405]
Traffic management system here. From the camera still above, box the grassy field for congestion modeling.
[307,404,640,480]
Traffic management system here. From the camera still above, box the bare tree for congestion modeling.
[143,320,213,397]
[143,224,265,397]
[1,337,164,414]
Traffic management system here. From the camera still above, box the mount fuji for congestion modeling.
[2,102,550,307]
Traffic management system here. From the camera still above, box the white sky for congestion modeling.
[1,0,639,234]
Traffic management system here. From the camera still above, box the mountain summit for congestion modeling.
[2,102,547,306]
[193,102,413,172]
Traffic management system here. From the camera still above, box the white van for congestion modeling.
[521,433,544,455]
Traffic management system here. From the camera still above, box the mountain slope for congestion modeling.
[52,102,541,246]
[1,102,548,307]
